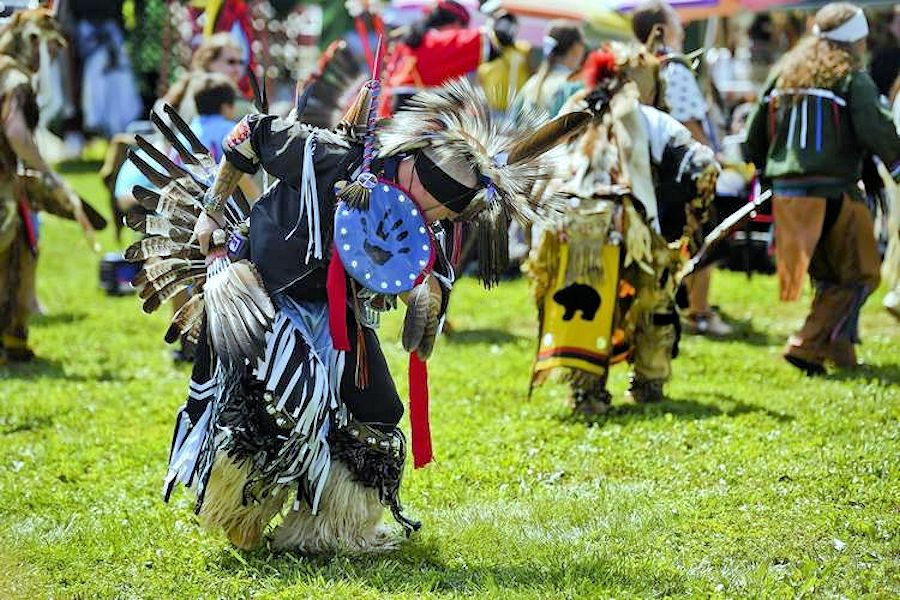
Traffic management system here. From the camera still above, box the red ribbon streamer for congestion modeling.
[406,217,437,469]
[326,245,351,351]
[408,352,433,468]
[17,197,37,255]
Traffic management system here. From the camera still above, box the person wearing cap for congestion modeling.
[159,75,590,553]
[743,2,900,374]
[380,0,512,115]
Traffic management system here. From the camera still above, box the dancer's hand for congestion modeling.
[194,211,224,255]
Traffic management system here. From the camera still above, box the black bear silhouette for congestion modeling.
[552,283,601,321]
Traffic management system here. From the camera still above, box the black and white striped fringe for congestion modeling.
[252,309,346,514]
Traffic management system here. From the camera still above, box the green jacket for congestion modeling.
[743,70,900,198]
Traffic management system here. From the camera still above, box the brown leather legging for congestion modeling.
[774,194,880,355]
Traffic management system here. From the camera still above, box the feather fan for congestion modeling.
[202,260,274,365]
[125,213,194,243]
[121,103,275,364]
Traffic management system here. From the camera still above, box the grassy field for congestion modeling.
[0,165,898,599]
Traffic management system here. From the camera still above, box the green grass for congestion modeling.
[0,167,898,599]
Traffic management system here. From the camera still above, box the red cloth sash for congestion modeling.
[326,245,351,351]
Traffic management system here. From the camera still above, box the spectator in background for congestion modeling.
[517,21,586,115]
[115,71,256,213]
[161,32,253,123]
[476,10,530,114]
[189,73,240,161]
[69,0,142,138]
[632,0,732,337]
[106,32,254,225]
[110,33,254,219]
[380,0,508,116]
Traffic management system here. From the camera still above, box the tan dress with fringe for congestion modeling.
[0,58,39,354]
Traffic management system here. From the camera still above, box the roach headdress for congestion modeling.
[378,78,591,286]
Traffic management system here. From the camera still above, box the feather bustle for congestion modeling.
[132,185,199,222]
[125,212,194,243]
[134,135,197,182]
[141,274,205,313]
[138,267,204,300]
[127,149,172,189]
[150,110,202,165]
[132,258,201,288]
[162,103,211,156]
[124,236,201,261]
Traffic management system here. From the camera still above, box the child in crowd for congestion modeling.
[113,74,241,211]
[187,73,239,161]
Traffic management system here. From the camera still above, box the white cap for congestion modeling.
[812,8,869,43]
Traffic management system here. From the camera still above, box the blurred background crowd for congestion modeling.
[14,1,896,156]
[5,0,899,334]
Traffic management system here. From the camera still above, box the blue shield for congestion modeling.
[334,181,432,294]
